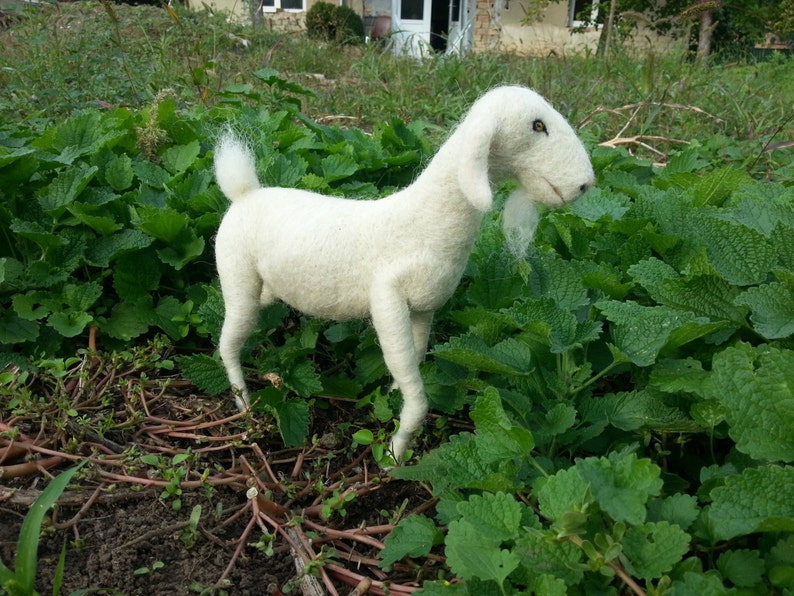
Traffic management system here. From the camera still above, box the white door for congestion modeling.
[391,0,433,57]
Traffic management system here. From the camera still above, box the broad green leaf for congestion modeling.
[470,388,534,456]
[597,300,708,367]
[467,252,524,309]
[101,299,154,340]
[48,310,93,338]
[629,258,746,323]
[707,342,794,462]
[253,387,310,448]
[433,334,532,375]
[647,494,700,530]
[156,231,205,270]
[445,518,520,585]
[621,521,691,579]
[112,249,162,301]
[380,515,443,567]
[513,532,584,585]
[534,466,592,525]
[133,161,171,187]
[575,449,663,525]
[0,312,39,344]
[10,219,65,251]
[104,153,134,191]
[668,571,727,595]
[716,549,765,588]
[321,153,359,181]
[528,250,589,311]
[62,282,102,311]
[734,279,794,340]
[283,360,323,397]
[38,164,99,214]
[508,298,601,354]
[709,465,794,541]
[177,354,230,394]
[391,432,523,495]
[136,206,189,243]
[265,153,307,187]
[694,215,777,286]
[456,492,523,543]
[596,390,694,432]
[568,187,630,221]
[86,229,153,268]
[648,358,710,397]
[162,140,200,175]
[691,166,752,207]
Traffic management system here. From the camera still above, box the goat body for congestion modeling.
[214,86,595,461]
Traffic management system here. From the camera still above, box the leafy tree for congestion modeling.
[525,0,790,63]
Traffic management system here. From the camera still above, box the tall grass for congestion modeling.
[1,0,792,152]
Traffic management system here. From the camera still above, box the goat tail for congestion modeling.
[214,133,261,202]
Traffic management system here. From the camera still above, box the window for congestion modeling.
[261,0,305,13]
[400,0,424,21]
[568,0,598,27]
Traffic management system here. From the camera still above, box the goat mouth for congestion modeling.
[544,179,568,205]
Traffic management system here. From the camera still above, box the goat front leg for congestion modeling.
[370,284,429,462]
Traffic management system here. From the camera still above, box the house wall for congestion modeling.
[473,0,684,55]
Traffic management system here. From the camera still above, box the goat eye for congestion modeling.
[532,120,547,134]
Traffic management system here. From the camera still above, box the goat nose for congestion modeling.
[579,182,591,193]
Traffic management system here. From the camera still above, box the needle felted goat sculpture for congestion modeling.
[214,86,595,461]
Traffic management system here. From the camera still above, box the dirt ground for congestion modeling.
[0,354,440,595]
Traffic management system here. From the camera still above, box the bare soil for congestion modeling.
[0,352,440,595]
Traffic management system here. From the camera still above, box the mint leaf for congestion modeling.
[380,515,443,568]
[734,279,794,339]
[534,466,592,525]
[177,354,230,394]
[433,334,532,375]
[596,390,694,432]
[456,492,523,543]
[621,521,690,579]
[528,250,588,311]
[709,465,794,540]
[162,141,200,175]
[445,518,520,586]
[469,388,534,457]
[647,494,700,530]
[513,532,584,585]
[707,342,794,462]
[48,310,93,338]
[695,215,776,286]
[576,449,663,525]
[717,549,765,588]
[104,153,134,191]
[597,300,710,367]
[253,388,310,448]
[39,164,99,215]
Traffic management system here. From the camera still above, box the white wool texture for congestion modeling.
[214,85,595,461]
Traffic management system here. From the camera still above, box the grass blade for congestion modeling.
[15,460,87,593]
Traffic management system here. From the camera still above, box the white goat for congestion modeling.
[214,86,594,461]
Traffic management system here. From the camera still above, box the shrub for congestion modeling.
[305,1,364,44]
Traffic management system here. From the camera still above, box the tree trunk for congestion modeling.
[597,0,618,56]
[695,2,719,66]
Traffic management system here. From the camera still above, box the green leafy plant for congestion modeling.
[0,460,90,596]
[305,2,364,44]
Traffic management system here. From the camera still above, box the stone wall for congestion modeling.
[261,10,305,32]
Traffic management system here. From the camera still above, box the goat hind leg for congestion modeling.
[218,286,262,411]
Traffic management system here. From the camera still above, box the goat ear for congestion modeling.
[457,116,496,212]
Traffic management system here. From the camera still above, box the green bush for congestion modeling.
[305,1,364,44]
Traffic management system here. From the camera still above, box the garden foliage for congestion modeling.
[2,72,794,593]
